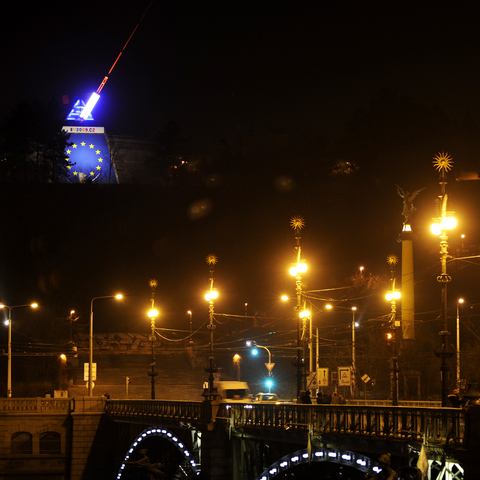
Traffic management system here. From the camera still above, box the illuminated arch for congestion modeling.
[255,446,383,479]
[116,427,199,479]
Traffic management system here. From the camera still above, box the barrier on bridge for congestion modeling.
[0,397,72,412]
[217,403,465,447]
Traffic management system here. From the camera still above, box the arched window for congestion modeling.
[40,431,61,454]
[11,432,32,454]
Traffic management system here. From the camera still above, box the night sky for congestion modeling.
[2,1,480,337]
[4,2,480,138]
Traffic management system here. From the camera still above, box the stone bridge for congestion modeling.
[2,397,479,479]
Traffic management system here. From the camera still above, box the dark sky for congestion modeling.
[3,1,480,139]
[2,1,480,335]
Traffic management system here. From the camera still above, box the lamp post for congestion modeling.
[188,310,193,343]
[351,306,357,398]
[148,279,159,400]
[386,254,401,406]
[89,294,122,397]
[1,303,38,398]
[233,354,241,381]
[431,152,457,407]
[457,298,464,390]
[289,216,308,398]
[203,254,219,400]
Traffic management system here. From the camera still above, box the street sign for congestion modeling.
[361,374,371,383]
[265,363,275,373]
[84,363,97,381]
[317,368,329,387]
[307,372,318,388]
[338,367,351,386]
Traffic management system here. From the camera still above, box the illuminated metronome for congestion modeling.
[62,2,153,184]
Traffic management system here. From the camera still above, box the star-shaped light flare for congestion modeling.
[387,254,398,266]
[206,254,218,266]
[433,152,453,172]
[290,216,305,231]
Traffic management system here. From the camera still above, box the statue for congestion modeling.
[396,185,426,225]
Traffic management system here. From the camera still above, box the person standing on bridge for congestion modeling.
[366,453,397,480]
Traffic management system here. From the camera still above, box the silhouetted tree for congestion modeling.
[0,98,72,183]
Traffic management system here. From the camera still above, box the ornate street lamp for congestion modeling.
[385,254,401,406]
[89,294,122,397]
[351,306,357,398]
[203,254,219,400]
[148,279,159,400]
[0,303,38,397]
[289,216,307,398]
[431,152,457,406]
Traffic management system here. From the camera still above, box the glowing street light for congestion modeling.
[233,354,241,381]
[187,310,193,343]
[203,254,219,400]
[1,303,38,397]
[89,294,122,397]
[431,152,457,406]
[289,215,308,398]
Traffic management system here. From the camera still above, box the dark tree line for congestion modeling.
[0,98,72,183]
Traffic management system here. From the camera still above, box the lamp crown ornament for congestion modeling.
[206,254,218,265]
[433,152,453,173]
[290,215,305,231]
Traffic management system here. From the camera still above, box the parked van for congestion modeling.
[215,381,253,403]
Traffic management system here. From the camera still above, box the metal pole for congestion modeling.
[2,304,37,398]
[7,308,12,398]
[457,301,462,389]
[352,309,356,398]
[89,299,94,397]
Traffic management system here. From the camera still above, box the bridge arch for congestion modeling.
[116,426,199,479]
[255,446,382,479]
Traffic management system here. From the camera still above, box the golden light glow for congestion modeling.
[299,310,310,318]
[289,262,307,276]
[387,254,398,265]
[148,309,158,317]
[149,279,158,289]
[281,295,289,301]
[386,292,401,301]
[115,294,123,300]
[431,215,457,235]
[206,254,218,265]
[433,152,453,172]
[205,290,218,301]
[290,216,305,230]
[458,298,464,305]
[31,303,38,308]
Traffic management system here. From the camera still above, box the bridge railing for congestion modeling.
[218,403,465,447]
[0,397,72,412]
[105,399,206,423]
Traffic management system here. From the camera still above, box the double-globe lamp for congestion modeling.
[1,303,38,398]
